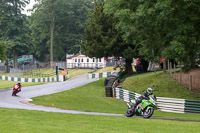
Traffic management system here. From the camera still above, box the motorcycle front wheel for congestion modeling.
[126,109,134,117]
[12,91,17,96]
[143,108,154,118]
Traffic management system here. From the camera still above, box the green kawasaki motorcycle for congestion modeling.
[126,95,157,118]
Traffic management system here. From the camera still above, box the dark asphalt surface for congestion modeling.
[0,74,199,122]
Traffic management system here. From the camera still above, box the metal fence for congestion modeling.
[0,66,5,71]
[106,62,116,67]
[18,62,37,71]
[115,87,200,114]
[0,63,5,71]
[50,62,66,69]
[66,63,104,69]
[22,72,55,78]
[19,61,66,71]
[10,68,22,78]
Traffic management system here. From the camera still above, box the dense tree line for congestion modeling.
[29,0,93,62]
[1,0,200,72]
[0,0,93,65]
[0,0,30,68]
[82,1,135,74]
[83,0,200,73]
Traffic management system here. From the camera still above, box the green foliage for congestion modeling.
[0,40,7,59]
[162,41,185,62]
[83,1,118,58]
[29,0,93,61]
[83,1,135,74]
[105,0,200,71]
[0,0,31,60]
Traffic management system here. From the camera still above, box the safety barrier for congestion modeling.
[115,87,200,114]
[0,75,58,83]
[88,72,111,79]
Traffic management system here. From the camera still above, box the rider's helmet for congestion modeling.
[18,81,21,85]
[147,88,153,95]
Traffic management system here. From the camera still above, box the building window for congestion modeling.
[82,59,83,62]
[99,58,101,62]
[75,59,77,62]
[93,58,95,62]
[87,58,89,62]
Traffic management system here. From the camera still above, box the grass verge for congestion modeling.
[32,79,200,120]
[0,80,44,89]
[0,108,199,133]
[32,79,126,114]
[0,69,92,79]
[123,71,200,100]
[67,69,92,78]
[95,66,136,73]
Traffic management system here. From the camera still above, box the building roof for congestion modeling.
[66,54,88,59]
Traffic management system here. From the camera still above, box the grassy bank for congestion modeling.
[32,79,200,120]
[67,69,92,78]
[95,66,121,73]
[23,68,92,78]
[95,66,136,73]
[0,80,44,89]
[123,71,200,100]
[0,69,92,79]
[0,108,199,133]
[32,79,126,114]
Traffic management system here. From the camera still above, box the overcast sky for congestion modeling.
[22,0,38,16]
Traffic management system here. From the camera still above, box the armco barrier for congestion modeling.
[184,100,200,113]
[88,72,111,79]
[115,87,200,114]
[0,75,57,83]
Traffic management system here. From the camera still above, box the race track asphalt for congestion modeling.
[0,74,123,117]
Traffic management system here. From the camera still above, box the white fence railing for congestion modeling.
[115,87,200,114]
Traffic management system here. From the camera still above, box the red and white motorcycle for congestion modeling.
[12,84,21,96]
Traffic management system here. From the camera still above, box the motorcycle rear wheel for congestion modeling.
[126,109,134,117]
[143,108,154,118]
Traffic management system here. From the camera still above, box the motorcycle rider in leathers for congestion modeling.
[131,88,154,110]
[13,81,22,92]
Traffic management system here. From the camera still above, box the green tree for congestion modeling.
[0,40,6,59]
[83,1,135,74]
[29,0,93,62]
[105,0,200,71]
[0,0,30,68]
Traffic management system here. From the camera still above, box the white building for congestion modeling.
[66,54,106,69]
